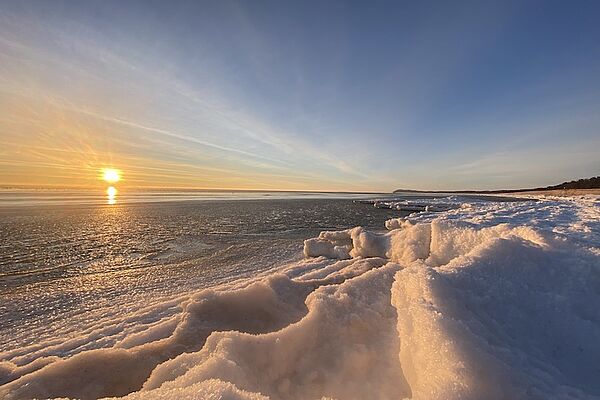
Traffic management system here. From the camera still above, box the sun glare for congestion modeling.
[102,168,121,183]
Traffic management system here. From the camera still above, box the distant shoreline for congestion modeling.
[503,188,600,197]
[394,176,600,196]
[394,188,600,197]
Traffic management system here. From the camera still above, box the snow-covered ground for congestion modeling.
[1,195,599,399]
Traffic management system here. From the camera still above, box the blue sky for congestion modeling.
[0,0,599,191]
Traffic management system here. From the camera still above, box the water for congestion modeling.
[0,191,408,351]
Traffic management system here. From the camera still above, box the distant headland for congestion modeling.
[394,176,600,195]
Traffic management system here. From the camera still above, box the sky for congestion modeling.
[0,0,599,192]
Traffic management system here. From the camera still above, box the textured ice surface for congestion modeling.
[0,198,405,353]
[1,195,599,399]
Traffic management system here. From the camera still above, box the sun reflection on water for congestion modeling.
[107,186,117,205]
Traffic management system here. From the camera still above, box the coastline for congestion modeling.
[2,195,599,399]
[502,188,600,197]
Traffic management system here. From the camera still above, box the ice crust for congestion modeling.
[1,195,599,399]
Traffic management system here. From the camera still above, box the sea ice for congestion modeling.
[1,195,599,399]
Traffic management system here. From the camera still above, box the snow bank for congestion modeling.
[1,275,313,399]
[392,241,600,399]
[139,263,410,400]
[1,196,599,399]
[113,379,269,400]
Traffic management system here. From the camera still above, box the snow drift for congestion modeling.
[1,196,599,399]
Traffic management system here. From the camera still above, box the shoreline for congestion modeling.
[502,188,600,197]
[1,195,599,399]
[394,188,600,197]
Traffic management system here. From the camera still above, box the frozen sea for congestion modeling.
[1,190,599,400]
[0,190,408,351]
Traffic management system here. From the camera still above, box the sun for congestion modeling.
[102,168,121,183]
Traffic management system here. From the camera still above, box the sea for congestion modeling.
[0,190,409,351]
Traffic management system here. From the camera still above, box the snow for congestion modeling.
[1,195,599,399]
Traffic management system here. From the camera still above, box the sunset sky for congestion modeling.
[1,0,599,191]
